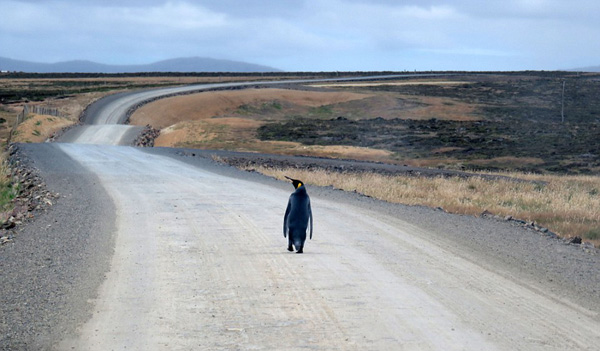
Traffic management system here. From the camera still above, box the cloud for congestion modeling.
[99,2,227,31]
[1,0,599,70]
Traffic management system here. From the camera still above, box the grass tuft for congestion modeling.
[0,153,17,214]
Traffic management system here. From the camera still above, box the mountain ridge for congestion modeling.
[568,65,600,72]
[0,56,281,73]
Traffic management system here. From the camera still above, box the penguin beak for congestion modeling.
[285,176,303,189]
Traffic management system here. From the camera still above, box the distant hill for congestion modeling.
[569,65,600,72]
[0,56,281,73]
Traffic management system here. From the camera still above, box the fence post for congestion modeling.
[8,105,27,145]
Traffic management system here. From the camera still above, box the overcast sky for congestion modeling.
[1,0,599,71]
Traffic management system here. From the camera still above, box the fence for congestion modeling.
[7,104,61,144]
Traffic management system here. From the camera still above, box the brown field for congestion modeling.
[131,88,372,128]
[155,117,392,161]
[309,80,480,120]
[1,91,111,145]
[131,85,479,161]
[132,88,398,161]
[11,114,74,143]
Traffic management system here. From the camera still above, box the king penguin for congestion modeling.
[283,176,313,253]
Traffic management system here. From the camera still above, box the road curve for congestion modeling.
[56,73,449,145]
[6,75,600,349]
[43,143,598,350]
[77,74,448,126]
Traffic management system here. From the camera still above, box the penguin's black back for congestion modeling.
[284,184,313,242]
[287,186,310,226]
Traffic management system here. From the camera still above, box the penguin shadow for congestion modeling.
[248,249,324,256]
[243,243,324,256]
[281,248,323,255]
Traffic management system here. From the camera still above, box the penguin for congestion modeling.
[283,176,313,253]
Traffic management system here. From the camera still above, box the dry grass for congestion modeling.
[11,114,74,143]
[132,86,478,164]
[393,156,547,170]
[405,96,479,121]
[130,88,371,129]
[139,87,392,161]
[156,118,393,161]
[243,166,600,246]
[0,107,16,147]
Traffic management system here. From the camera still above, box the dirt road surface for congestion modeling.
[44,144,597,350]
[58,125,145,145]
[3,77,598,350]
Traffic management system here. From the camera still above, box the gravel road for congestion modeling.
[3,143,599,350]
[1,144,116,350]
[2,75,599,350]
[58,125,145,145]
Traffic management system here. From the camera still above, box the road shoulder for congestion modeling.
[0,143,116,350]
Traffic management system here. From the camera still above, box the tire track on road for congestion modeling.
[54,144,600,350]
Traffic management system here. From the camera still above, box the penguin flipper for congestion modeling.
[308,200,313,240]
[283,199,291,238]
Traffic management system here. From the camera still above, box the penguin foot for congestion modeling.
[287,246,294,252]
[296,249,303,254]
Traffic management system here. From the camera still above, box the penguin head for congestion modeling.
[285,176,304,189]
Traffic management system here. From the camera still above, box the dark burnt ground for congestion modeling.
[258,72,600,174]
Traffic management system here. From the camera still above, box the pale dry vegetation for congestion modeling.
[11,114,74,143]
[158,118,393,161]
[136,88,396,161]
[130,88,372,128]
[244,165,600,246]
[132,86,480,163]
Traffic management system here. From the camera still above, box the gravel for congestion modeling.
[0,144,116,351]
[150,147,600,316]
[1,144,599,350]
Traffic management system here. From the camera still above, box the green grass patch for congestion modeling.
[235,101,283,115]
[584,228,600,240]
[308,105,333,118]
[0,154,17,214]
[0,182,18,211]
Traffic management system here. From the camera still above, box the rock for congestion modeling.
[569,236,582,244]
[504,215,513,221]
[2,218,16,229]
[133,125,161,147]
[1,144,59,236]
[480,210,493,217]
